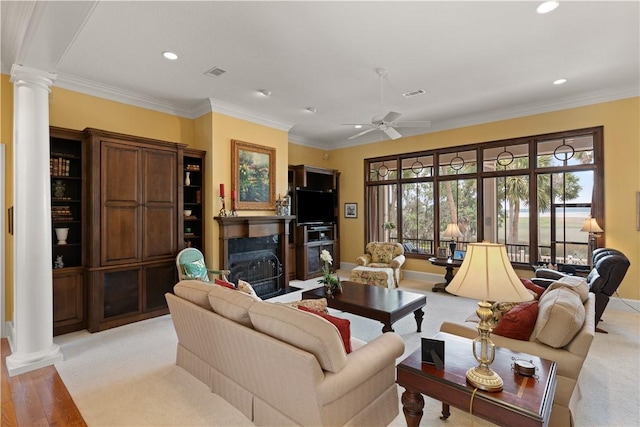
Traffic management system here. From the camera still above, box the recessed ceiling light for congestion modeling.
[537,1,559,14]
[553,78,567,85]
[258,89,272,97]
[305,107,317,113]
[162,51,178,60]
[355,125,362,129]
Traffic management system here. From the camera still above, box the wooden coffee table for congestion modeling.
[397,332,557,427]
[301,281,426,333]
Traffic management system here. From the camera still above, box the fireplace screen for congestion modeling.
[228,250,283,299]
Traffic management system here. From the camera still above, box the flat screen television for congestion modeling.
[295,189,335,225]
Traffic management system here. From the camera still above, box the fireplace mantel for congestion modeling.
[215,215,295,294]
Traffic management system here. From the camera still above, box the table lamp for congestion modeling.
[445,242,533,392]
[442,223,463,260]
[580,217,603,265]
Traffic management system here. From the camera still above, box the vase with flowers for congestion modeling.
[318,249,341,296]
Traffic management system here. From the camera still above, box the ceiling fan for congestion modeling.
[343,68,431,141]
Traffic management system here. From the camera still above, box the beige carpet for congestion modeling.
[54,274,640,426]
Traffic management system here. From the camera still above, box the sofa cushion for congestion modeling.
[174,280,216,310]
[542,275,589,303]
[207,285,257,328]
[298,306,352,353]
[534,287,585,348]
[520,278,545,299]
[248,302,347,373]
[493,301,539,341]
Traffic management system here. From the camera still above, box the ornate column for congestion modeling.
[6,65,63,376]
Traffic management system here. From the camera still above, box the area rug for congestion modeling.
[53,277,640,426]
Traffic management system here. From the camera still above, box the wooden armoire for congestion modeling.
[84,129,186,332]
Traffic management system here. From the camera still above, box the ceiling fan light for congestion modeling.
[537,1,559,14]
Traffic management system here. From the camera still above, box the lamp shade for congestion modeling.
[446,242,533,302]
[580,217,603,233]
[442,223,463,239]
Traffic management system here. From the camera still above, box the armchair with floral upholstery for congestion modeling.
[355,242,406,287]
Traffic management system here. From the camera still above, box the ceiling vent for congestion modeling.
[402,89,426,98]
[205,66,227,77]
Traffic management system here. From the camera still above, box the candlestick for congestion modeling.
[230,192,237,216]
[219,196,227,217]
[219,183,225,198]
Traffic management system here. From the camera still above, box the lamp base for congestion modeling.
[465,365,503,392]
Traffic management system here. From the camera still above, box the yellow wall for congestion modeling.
[321,97,640,299]
[288,143,329,168]
[1,74,14,319]
[49,87,196,144]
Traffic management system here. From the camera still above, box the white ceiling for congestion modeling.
[2,1,639,149]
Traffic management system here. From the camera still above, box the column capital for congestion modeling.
[10,64,56,91]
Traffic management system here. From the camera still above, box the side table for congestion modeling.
[397,332,557,427]
[428,257,462,293]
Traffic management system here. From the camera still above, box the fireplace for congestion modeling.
[215,216,294,298]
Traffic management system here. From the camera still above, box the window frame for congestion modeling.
[364,126,604,268]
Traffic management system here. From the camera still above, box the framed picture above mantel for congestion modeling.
[231,139,276,210]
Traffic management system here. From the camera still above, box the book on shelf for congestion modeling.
[50,157,71,177]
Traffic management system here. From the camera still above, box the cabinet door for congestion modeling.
[144,262,177,311]
[53,268,84,335]
[101,142,142,265]
[143,149,177,260]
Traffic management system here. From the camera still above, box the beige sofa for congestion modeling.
[166,280,405,426]
[440,277,595,427]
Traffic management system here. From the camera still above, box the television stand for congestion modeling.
[295,223,339,280]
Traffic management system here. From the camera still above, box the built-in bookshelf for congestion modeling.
[182,150,205,253]
[50,127,85,335]
[50,139,83,268]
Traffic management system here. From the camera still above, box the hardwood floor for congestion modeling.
[1,338,86,427]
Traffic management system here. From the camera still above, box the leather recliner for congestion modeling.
[533,247,630,332]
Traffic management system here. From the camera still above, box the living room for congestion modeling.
[1,1,639,426]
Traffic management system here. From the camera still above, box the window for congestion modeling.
[364,127,603,267]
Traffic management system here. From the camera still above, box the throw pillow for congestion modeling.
[281,298,328,313]
[493,301,539,341]
[298,306,352,353]
[214,278,236,290]
[520,278,545,300]
[237,279,261,300]
[491,301,519,326]
[181,259,210,282]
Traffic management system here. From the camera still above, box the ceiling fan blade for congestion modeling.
[348,127,377,140]
[382,111,402,123]
[392,120,432,128]
[341,123,373,127]
[383,126,402,140]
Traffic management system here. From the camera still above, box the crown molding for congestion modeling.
[207,98,293,132]
[54,73,197,118]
